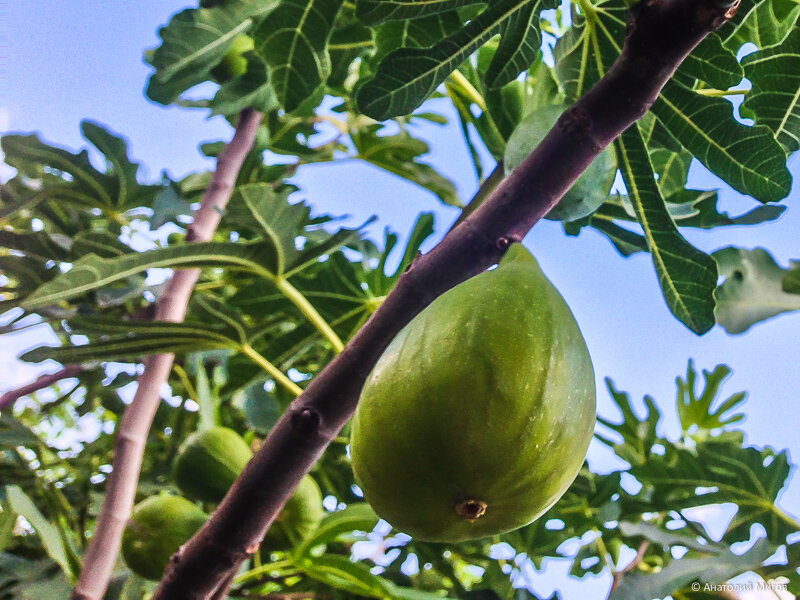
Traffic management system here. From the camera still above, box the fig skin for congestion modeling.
[211,34,254,83]
[261,475,324,550]
[172,426,253,503]
[350,244,596,542]
[121,494,208,581]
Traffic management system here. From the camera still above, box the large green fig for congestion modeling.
[121,494,208,581]
[350,245,595,542]
[262,475,324,550]
[172,426,253,503]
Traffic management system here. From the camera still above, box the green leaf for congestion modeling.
[610,537,773,600]
[630,441,794,543]
[484,0,544,89]
[618,521,724,554]
[588,220,648,257]
[596,378,661,467]
[0,555,73,600]
[742,27,800,153]
[356,0,478,25]
[784,265,800,294]
[652,80,792,202]
[150,182,192,230]
[0,231,73,262]
[386,582,459,600]
[236,380,281,435]
[661,190,785,229]
[252,0,344,112]
[231,183,370,276]
[724,0,800,51]
[209,53,277,116]
[713,246,800,334]
[20,320,239,364]
[294,503,379,559]
[328,20,374,89]
[553,4,625,102]
[357,0,538,119]
[21,242,277,310]
[615,126,717,334]
[298,554,390,598]
[373,11,462,60]
[0,123,159,211]
[5,486,73,581]
[350,126,461,206]
[146,0,277,105]
[676,361,747,438]
[0,416,45,449]
[71,231,132,259]
[648,147,692,197]
[677,34,742,90]
[79,121,144,210]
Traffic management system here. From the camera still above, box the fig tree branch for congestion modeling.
[70,108,263,600]
[0,364,83,412]
[610,540,650,593]
[153,1,739,598]
[450,161,506,231]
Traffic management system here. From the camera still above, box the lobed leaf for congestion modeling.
[615,126,717,334]
[652,80,792,203]
[252,0,344,112]
[714,246,800,334]
[742,27,800,153]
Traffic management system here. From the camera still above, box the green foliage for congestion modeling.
[2,1,800,598]
[714,247,800,334]
[133,0,800,333]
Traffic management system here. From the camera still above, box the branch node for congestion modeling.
[495,237,511,251]
[290,406,321,435]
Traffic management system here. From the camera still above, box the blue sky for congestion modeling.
[2,2,799,596]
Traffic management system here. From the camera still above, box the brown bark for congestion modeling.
[610,540,650,592]
[154,1,739,598]
[0,365,83,412]
[70,109,263,600]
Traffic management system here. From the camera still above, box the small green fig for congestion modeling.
[350,244,596,542]
[262,475,324,550]
[172,426,253,503]
[210,34,254,83]
[505,104,617,222]
[121,494,208,581]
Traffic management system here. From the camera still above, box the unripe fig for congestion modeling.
[121,494,208,581]
[211,34,254,83]
[261,475,324,550]
[172,426,253,503]
[505,104,617,222]
[350,244,596,542]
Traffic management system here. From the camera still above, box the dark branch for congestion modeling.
[611,540,650,592]
[450,161,506,231]
[0,365,83,412]
[153,1,738,598]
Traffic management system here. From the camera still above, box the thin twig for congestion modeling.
[70,109,263,600]
[610,540,650,592]
[154,1,738,598]
[0,365,83,412]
